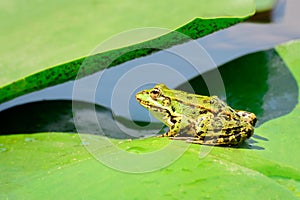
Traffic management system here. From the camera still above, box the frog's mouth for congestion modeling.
[136,95,169,113]
[135,91,150,107]
[136,97,149,108]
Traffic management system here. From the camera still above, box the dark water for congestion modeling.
[0,100,156,138]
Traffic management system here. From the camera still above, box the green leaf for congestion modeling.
[254,0,277,12]
[1,40,300,199]
[0,0,255,85]
[0,18,248,104]
[0,0,255,103]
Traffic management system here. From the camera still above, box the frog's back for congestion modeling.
[173,92,234,116]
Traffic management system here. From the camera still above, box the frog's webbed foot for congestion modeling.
[158,130,178,138]
[157,133,167,138]
[185,139,205,145]
[170,137,197,141]
[170,136,205,144]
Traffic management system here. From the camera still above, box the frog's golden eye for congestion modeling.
[150,88,161,100]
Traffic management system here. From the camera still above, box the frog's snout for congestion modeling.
[135,91,147,102]
[135,93,141,101]
[135,91,142,99]
[136,90,147,96]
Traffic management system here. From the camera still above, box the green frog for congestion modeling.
[135,84,256,146]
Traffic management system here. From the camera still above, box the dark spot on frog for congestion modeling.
[234,129,242,135]
[234,134,241,142]
[233,116,240,122]
[225,128,233,134]
[187,96,193,100]
[224,126,242,135]
[199,110,207,115]
[225,114,231,121]
[197,131,205,137]
[170,116,179,124]
[171,106,176,112]
[202,99,209,104]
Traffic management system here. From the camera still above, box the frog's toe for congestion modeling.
[171,137,199,141]
[158,132,170,137]
[186,140,205,144]
[159,131,178,137]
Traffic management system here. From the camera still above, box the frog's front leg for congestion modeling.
[159,116,182,137]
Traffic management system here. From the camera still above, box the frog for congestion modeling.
[135,84,257,146]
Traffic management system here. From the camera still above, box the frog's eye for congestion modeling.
[150,88,161,100]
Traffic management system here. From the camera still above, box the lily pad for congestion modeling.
[0,0,255,86]
[254,0,277,12]
[0,0,255,104]
[1,40,300,199]
[0,17,250,104]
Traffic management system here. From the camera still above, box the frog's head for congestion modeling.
[237,110,257,126]
[135,84,173,112]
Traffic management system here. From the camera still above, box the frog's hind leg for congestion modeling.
[170,136,235,146]
[183,138,226,145]
[179,136,235,146]
[171,136,206,144]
